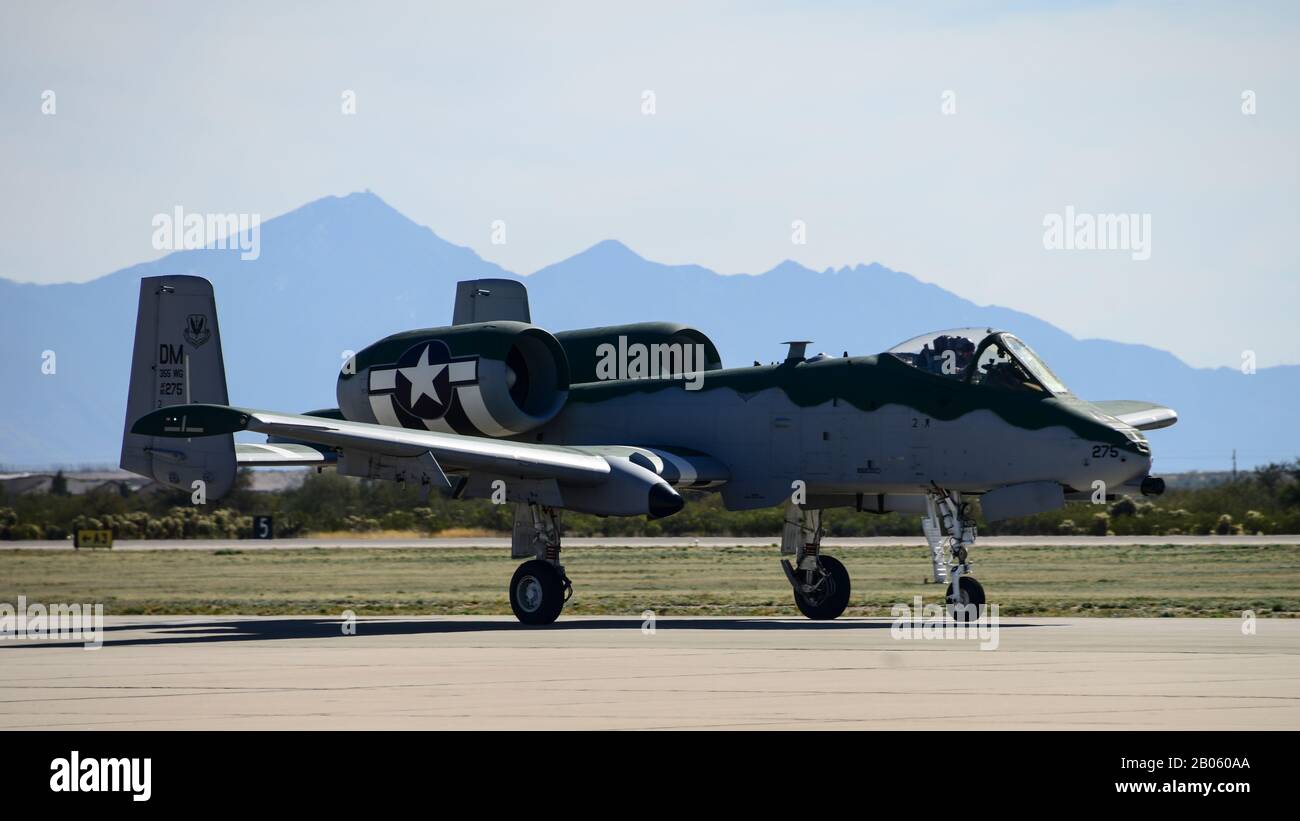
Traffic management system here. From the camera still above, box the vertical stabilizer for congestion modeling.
[452,279,531,325]
[120,275,237,498]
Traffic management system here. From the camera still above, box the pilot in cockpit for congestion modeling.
[950,337,976,372]
[888,329,1067,395]
[920,335,976,376]
[981,345,1042,392]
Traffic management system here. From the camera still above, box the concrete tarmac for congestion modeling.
[1,616,1296,730]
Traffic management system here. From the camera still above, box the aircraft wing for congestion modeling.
[1091,400,1179,431]
[135,403,729,491]
[134,404,611,485]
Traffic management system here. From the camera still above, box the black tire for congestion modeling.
[946,576,986,622]
[509,560,565,625]
[792,555,851,620]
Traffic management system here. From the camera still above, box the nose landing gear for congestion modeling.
[946,574,986,623]
[923,488,987,621]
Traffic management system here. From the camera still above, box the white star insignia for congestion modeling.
[399,346,447,407]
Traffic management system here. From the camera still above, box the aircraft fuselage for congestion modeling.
[536,353,1151,510]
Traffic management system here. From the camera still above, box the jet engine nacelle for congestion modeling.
[338,321,569,437]
[554,322,723,384]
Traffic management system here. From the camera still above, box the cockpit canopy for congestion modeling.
[887,327,1070,395]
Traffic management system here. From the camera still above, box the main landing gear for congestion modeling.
[780,505,851,620]
[923,487,986,621]
[508,503,572,625]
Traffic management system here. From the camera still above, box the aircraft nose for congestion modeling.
[1122,436,1154,486]
[1123,433,1154,470]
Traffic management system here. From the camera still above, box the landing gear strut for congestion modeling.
[780,505,851,620]
[508,503,572,625]
[923,487,986,621]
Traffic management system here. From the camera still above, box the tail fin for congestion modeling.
[451,278,531,325]
[120,275,236,498]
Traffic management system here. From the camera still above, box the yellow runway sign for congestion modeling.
[75,529,113,549]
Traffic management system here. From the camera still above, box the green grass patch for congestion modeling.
[1,543,1296,618]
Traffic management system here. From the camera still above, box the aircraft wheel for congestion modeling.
[510,560,565,625]
[793,555,851,620]
[946,576,986,622]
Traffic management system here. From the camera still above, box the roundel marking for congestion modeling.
[368,340,479,422]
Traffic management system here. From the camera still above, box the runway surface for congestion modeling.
[5,535,1297,551]
[2,616,1296,730]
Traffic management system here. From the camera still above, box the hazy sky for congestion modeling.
[1,1,1296,368]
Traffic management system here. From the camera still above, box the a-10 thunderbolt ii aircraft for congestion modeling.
[122,275,1175,624]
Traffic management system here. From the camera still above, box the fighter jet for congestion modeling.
[122,275,1175,624]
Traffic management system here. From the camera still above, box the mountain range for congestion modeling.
[1,191,1293,472]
